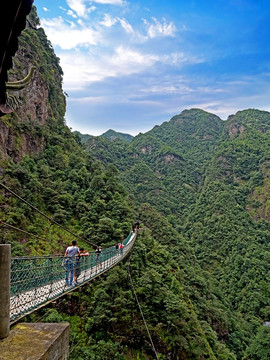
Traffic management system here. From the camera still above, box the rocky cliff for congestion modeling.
[0,6,65,164]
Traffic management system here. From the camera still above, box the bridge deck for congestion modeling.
[10,232,136,324]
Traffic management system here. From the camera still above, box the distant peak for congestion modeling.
[100,129,133,143]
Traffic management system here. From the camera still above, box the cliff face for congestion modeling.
[0,68,48,161]
[0,0,34,109]
[0,6,65,163]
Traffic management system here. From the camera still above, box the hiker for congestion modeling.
[95,245,102,269]
[119,241,124,255]
[115,242,119,255]
[135,222,140,231]
[64,240,79,286]
[132,222,140,232]
[74,247,89,285]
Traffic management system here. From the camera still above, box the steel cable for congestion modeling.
[0,220,47,241]
[0,181,96,247]
[128,256,159,360]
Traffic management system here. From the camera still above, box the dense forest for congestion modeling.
[80,107,270,359]
[0,6,269,360]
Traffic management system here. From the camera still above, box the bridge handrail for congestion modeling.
[10,231,137,324]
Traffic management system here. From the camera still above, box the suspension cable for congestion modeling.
[0,220,47,241]
[128,257,159,360]
[0,181,96,247]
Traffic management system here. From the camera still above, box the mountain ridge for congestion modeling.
[0,5,269,359]
[84,107,270,359]
[73,129,134,144]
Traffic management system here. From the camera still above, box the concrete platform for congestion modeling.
[0,323,70,360]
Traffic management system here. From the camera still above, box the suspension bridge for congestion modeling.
[9,231,137,324]
[0,183,159,360]
[0,181,138,339]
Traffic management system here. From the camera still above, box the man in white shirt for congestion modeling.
[64,240,79,286]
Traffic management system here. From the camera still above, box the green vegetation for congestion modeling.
[73,130,93,144]
[73,129,133,145]
[0,7,133,256]
[101,129,134,143]
[1,6,269,360]
[83,108,270,358]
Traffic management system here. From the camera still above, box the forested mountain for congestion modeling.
[73,129,133,144]
[101,129,134,143]
[85,108,224,221]
[0,5,269,360]
[84,108,270,359]
[73,130,93,144]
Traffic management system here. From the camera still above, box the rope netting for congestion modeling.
[10,232,135,323]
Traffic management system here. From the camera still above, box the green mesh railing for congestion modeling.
[10,232,137,323]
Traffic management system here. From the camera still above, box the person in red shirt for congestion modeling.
[119,242,124,255]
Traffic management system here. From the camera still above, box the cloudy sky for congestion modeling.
[35,0,270,136]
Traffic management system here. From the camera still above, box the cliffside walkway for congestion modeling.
[9,231,137,324]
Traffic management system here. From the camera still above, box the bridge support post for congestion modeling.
[0,244,11,339]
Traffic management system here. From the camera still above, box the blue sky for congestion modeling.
[35,0,270,135]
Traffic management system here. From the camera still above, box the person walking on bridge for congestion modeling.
[74,247,89,285]
[95,245,102,269]
[119,241,124,255]
[64,240,79,286]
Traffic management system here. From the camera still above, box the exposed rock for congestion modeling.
[15,69,49,126]
[247,162,270,222]
[0,0,34,113]
[163,154,178,163]
[228,123,246,137]
[0,65,48,162]
[0,7,65,163]
[140,145,152,154]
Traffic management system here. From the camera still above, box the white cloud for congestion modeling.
[144,17,177,38]
[40,17,101,49]
[59,47,163,90]
[100,14,117,27]
[67,9,77,18]
[187,101,238,119]
[66,0,125,17]
[141,84,193,95]
[59,53,112,90]
[89,6,97,12]
[105,16,177,43]
[66,0,96,18]
[66,0,87,18]
[91,0,125,4]
[101,16,147,42]
[111,46,159,70]
[117,18,134,34]
[160,52,203,66]
[69,95,109,103]
[58,43,204,92]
